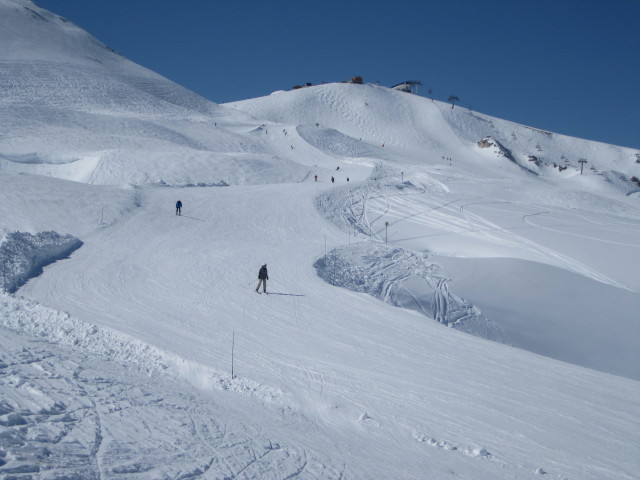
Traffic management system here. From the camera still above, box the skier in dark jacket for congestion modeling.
[255,264,268,293]
[176,200,182,216]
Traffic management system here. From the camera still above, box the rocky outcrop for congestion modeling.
[477,136,516,162]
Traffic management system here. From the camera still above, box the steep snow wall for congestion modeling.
[0,231,82,293]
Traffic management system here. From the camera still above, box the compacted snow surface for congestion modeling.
[1,1,640,479]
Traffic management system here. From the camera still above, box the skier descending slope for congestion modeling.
[255,264,268,294]
[175,200,182,216]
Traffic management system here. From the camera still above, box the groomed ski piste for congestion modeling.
[1,1,639,478]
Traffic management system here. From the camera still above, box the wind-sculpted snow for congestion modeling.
[0,231,82,293]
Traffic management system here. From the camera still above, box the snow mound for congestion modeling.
[314,243,504,342]
[0,231,82,293]
[0,293,288,407]
[315,174,504,340]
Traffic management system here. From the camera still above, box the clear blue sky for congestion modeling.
[36,0,639,149]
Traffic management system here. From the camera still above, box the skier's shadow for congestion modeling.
[181,215,205,222]
[268,292,305,297]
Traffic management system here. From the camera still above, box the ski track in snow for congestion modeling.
[344,176,635,290]
[317,179,506,338]
[0,326,347,480]
[456,202,629,289]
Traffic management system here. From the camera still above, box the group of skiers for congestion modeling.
[314,168,349,184]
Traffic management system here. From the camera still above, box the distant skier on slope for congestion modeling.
[175,200,182,216]
[255,264,269,294]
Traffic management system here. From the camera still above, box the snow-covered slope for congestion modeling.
[0,0,299,186]
[1,1,639,479]
[227,83,640,186]
[228,83,640,379]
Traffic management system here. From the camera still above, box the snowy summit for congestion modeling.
[1,1,639,479]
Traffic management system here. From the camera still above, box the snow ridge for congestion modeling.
[0,293,287,407]
[0,231,82,293]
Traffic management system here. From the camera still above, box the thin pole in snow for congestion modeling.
[579,158,587,175]
[231,331,235,379]
[333,250,336,285]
